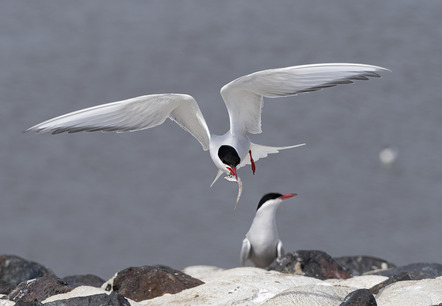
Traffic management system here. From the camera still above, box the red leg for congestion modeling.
[249,150,256,175]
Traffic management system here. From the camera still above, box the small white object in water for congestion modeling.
[379,146,398,168]
[224,175,242,208]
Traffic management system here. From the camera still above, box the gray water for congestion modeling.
[1,1,442,279]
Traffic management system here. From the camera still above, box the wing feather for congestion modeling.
[25,93,211,150]
[240,238,251,266]
[221,63,389,134]
[277,240,285,258]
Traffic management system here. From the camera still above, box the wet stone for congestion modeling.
[7,276,73,303]
[62,274,105,288]
[14,302,44,306]
[334,256,396,276]
[0,255,56,287]
[0,279,14,295]
[267,250,351,280]
[44,291,131,306]
[340,288,377,306]
[370,271,413,295]
[111,265,204,302]
[369,263,442,295]
[370,263,442,279]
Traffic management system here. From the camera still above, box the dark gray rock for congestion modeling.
[334,256,396,276]
[110,265,204,302]
[370,271,413,295]
[340,288,377,306]
[62,274,105,288]
[368,263,442,295]
[267,250,351,280]
[7,276,72,302]
[370,263,442,279]
[44,291,130,306]
[14,302,44,306]
[369,264,442,295]
[0,279,14,295]
[0,255,56,286]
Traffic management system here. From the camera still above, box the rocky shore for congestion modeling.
[1,251,442,305]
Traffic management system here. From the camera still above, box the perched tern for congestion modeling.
[240,192,297,268]
[25,63,389,203]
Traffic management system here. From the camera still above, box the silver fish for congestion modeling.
[224,175,243,209]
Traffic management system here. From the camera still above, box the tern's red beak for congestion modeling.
[280,193,297,200]
[226,166,237,180]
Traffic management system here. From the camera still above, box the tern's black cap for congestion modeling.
[256,193,282,211]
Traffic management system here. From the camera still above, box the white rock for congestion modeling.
[376,277,442,306]
[262,284,354,306]
[326,275,388,289]
[102,271,118,291]
[42,285,138,306]
[181,265,225,281]
[42,286,108,303]
[138,267,324,305]
[33,266,442,305]
[0,296,14,306]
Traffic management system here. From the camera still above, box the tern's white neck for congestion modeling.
[249,201,281,237]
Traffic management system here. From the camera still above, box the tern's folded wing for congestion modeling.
[240,238,251,266]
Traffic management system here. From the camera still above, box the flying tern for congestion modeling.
[241,192,297,268]
[25,63,389,203]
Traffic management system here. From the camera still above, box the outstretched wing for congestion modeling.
[25,93,211,151]
[240,237,251,266]
[220,63,389,135]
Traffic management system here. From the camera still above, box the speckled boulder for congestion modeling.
[334,255,396,276]
[340,288,377,306]
[107,265,204,302]
[62,274,105,288]
[268,250,351,280]
[7,276,72,303]
[0,279,14,295]
[0,255,55,286]
[44,291,130,306]
[371,262,442,279]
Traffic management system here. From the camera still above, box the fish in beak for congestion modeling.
[226,166,237,180]
[224,174,242,209]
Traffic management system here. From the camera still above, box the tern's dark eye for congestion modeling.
[218,145,240,167]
